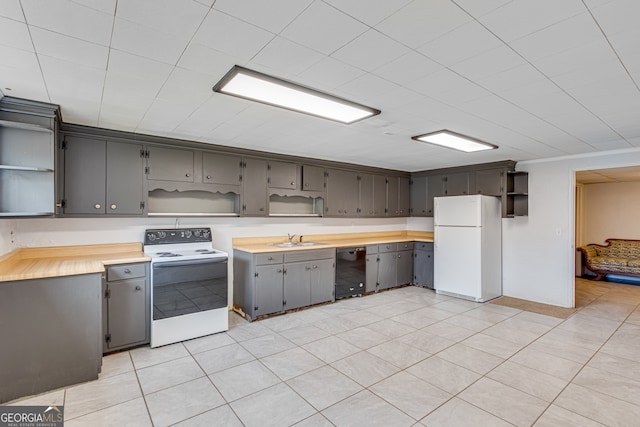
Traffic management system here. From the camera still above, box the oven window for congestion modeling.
[152,259,228,320]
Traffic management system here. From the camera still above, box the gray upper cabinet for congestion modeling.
[202,152,242,186]
[410,176,428,216]
[426,174,444,216]
[242,158,268,216]
[444,172,473,196]
[387,176,410,217]
[325,168,358,216]
[268,160,297,189]
[359,173,386,217]
[302,165,324,191]
[63,136,144,215]
[474,169,503,196]
[147,146,194,182]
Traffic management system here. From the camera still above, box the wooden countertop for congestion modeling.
[0,243,150,282]
[233,231,434,254]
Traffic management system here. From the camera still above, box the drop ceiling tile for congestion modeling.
[607,28,640,78]
[589,0,640,36]
[450,45,526,82]
[98,98,149,131]
[532,39,617,78]
[0,0,25,21]
[452,0,513,17]
[332,29,410,71]
[177,43,238,76]
[280,2,367,55]
[54,95,101,126]
[336,73,399,103]
[193,10,274,61]
[510,12,602,62]
[71,0,116,15]
[1,18,32,52]
[372,87,424,109]
[137,99,197,133]
[296,56,366,89]
[104,49,173,98]
[116,0,208,39]
[39,55,105,103]
[0,45,48,100]
[156,67,216,105]
[21,0,113,45]
[194,0,214,7]
[214,0,312,34]
[30,27,108,69]
[323,0,412,26]
[172,96,248,138]
[376,0,472,48]
[372,51,442,86]
[478,0,586,42]
[407,69,484,100]
[476,63,547,94]
[251,36,324,75]
[417,21,503,67]
[111,17,190,64]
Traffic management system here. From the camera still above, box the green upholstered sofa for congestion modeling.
[578,239,640,280]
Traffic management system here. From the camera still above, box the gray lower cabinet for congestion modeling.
[63,135,144,215]
[366,242,414,291]
[102,262,149,353]
[0,273,102,403]
[413,242,434,289]
[234,249,335,320]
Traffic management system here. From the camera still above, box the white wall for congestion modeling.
[0,219,17,255]
[581,181,640,245]
[503,147,640,308]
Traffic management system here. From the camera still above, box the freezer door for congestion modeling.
[434,226,482,299]
[434,195,482,227]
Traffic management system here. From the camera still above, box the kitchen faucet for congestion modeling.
[287,233,298,243]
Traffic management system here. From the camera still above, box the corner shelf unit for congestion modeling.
[0,119,55,216]
[505,171,528,217]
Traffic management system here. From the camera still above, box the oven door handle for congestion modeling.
[152,258,228,268]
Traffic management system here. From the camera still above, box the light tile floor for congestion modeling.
[10,278,640,426]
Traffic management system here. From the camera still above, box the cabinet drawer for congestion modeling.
[255,253,284,265]
[415,242,433,251]
[398,242,414,251]
[107,263,146,281]
[284,248,335,263]
[365,244,378,254]
[378,243,397,253]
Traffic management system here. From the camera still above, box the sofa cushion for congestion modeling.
[590,256,628,270]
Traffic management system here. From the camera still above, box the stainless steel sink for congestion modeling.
[272,242,325,248]
[297,242,325,246]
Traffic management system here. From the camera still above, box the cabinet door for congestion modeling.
[387,176,398,216]
[203,152,242,186]
[373,175,386,217]
[365,253,378,292]
[310,259,334,305]
[268,161,297,189]
[358,174,374,217]
[377,252,397,290]
[414,247,434,289]
[326,169,358,216]
[106,141,144,215]
[255,264,283,316]
[107,277,147,349]
[426,175,444,217]
[283,262,311,311]
[302,165,324,191]
[444,172,472,196]
[396,250,413,285]
[475,169,503,196]
[63,135,106,214]
[398,177,410,217]
[410,176,427,216]
[147,146,194,182]
[242,158,268,216]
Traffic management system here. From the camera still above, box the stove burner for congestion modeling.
[196,249,216,254]
[158,253,182,257]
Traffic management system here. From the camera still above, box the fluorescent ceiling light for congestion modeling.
[213,66,380,124]
[412,130,497,153]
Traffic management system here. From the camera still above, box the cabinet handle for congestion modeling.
[313,265,318,269]
[304,183,309,187]
[206,175,212,179]
[110,204,117,210]
[185,173,191,177]
[290,181,295,186]
[259,207,264,212]
[305,266,312,271]
[94,203,101,209]
[124,269,131,274]
[276,269,283,273]
[268,256,273,261]
[135,285,141,291]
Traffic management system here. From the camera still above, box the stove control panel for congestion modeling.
[144,228,212,245]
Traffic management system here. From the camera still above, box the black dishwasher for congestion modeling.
[335,247,366,299]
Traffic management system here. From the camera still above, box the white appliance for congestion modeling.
[434,195,502,302]
[144,228,229,348]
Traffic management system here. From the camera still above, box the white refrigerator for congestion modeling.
[434,195,502,302]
